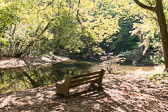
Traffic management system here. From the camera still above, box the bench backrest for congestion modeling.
[68,69,105,88]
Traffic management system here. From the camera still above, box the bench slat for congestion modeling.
[72,71,101,79]
[56,69,105,97]
[70,78,98,88]
[71,75,99,84]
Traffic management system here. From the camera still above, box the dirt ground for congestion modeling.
[0,69,168,112]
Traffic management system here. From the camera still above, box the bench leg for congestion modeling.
[56,84,70,97]
[90,82,95,88]
[97,69,105,89]
[62,90,70,97]
[97,81,103,89]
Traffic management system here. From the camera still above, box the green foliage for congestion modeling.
[0,0,167,64]
[0,1,19,32]
[122,48,162,65]
[148,72,168,86]
[122,49,141,61]
[110,0,168,65]
[109,18,139,54]
[0,0,119,58]
[149,38,164,65]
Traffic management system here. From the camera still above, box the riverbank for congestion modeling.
[0,70,168,112]
[0,55,71,69]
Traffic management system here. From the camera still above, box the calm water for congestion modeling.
[0,60,102,94]
[0,60,155,94]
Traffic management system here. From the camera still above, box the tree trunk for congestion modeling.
[22,70,38,88]
[155,0,168,71]
[133,0,168,71]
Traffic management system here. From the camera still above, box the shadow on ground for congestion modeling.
[0,74,168,112]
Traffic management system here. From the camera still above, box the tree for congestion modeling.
[133,0,168,71]
[0,0,119,58]
[109,18,139,54]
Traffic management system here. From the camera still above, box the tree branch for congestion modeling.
[37,0,55,20]
[142,12,158,21]
[146,0,153,6]
[149,13,158,21]
[38,0,54,13]
[133,0,155,12]
[12,24,16,36]
[76,0,84,27]
[37,17,54,38]
[34,21,44,37]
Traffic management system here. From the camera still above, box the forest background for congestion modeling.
[0,0,168,66]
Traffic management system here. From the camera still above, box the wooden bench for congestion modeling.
[56,69,105,97]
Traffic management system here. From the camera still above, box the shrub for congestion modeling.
[100,53,125,74]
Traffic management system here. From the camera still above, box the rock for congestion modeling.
[132,60,137,66]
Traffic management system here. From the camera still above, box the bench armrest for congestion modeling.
[56,75,72,96]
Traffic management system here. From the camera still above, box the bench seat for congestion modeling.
[56,69,105,97]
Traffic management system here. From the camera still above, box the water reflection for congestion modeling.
[0,61,98,94]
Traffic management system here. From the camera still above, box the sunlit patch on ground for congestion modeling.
[131,65,164,76]
[0,69,168,112]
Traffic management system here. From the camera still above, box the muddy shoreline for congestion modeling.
[0,55,71,69]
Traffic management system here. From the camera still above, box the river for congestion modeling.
[0,60,156,94]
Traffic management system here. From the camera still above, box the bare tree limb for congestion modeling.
[38,0,54,13]
[142,12,158,21]
[133,0,155,12]
[37,17,55,39]
[76,0,84,27]
[34,21,44,36]
[149,13,157,21]
[146,0,153,6]
[37,0,55,21]
[12,24,16,36]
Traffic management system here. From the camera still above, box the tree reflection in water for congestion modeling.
[0,61,97,94]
